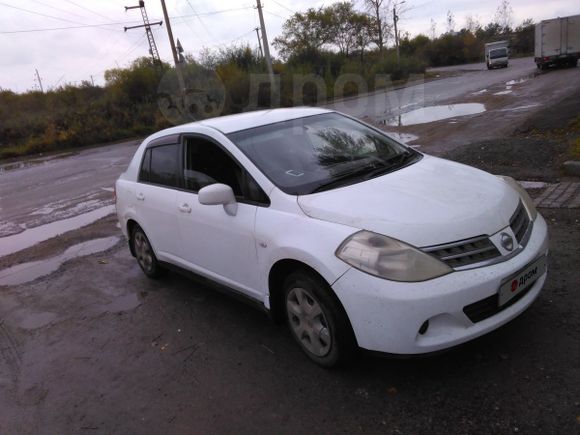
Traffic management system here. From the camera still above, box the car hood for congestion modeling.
[297,155,520,247]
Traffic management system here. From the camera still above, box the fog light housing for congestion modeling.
[419,320,430,335]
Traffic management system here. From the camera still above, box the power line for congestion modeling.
[28,0,88,19]
[184,0,212,36]
[174,7,254,18]
[180,0,206,44]
[0,6,255,35]
[62,0,114,22]
[263,9,287,20]
[0,2,87,26]
[270,0,294,14]
[0,21,144,34]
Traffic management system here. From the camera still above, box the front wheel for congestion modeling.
[132,226,165,279]
[284,270,358,367]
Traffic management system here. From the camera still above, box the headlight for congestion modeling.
[498,176,538,221]
[336,231,452,282]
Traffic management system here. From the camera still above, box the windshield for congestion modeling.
[227,113,420,195]
[490,48,507,59]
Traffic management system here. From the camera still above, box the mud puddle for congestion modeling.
[0,236,120,286]
[385,132,419,144]
[383,103,486,126]
[0,205,115,258]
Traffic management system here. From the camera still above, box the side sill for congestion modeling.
[158,261,271,317]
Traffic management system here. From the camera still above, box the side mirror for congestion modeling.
[198,183,238,216]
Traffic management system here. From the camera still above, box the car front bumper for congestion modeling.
[332,214,549,355]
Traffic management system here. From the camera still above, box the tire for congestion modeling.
[131,225,165,279]
[283,270,358,367]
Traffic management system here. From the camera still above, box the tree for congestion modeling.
[446,10,456,34]
[274,2,375,60]
[464,15,481,34]
[273,8,334,60]
[429,18,437,40]
[352,13,376,62]
[494,0,514,33]
[362,0,393,53]
[328,2,358,56]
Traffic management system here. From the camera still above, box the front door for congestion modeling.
[175,136,264,300]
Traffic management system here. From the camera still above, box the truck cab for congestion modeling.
[485,41,509,69]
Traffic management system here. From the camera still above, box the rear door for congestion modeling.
[566,15,580,55]
[541,18,562,57]
[135,139,182,261]
[175,135,270,300]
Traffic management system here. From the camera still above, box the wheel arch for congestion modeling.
[126,219,140,257]
[267,259,352,333]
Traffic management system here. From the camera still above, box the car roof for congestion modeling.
[152,107,333,138]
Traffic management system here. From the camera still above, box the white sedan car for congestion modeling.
[115,108,549,367]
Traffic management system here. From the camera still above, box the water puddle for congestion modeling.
[506,78,527,86]
[493,90,512,95]
[500,104,541,112]
[16,311,57,330]
[518,181,549,190]
[0,236,120,286]
[0,153,74,173]
[385,132,419,144]
[0,205,115,258]
[383,103,486,126]
[103,293,141,313]
[472,89,488,95]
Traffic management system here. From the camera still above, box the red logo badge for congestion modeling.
[511,280,518,292]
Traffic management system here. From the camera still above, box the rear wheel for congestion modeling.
[284,270,357,367]
[132,226,165,279]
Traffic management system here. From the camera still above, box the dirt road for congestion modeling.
[1,61,579,434]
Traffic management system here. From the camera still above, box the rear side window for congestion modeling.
[150,144,179,187]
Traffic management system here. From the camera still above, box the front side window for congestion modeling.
[228,113,420,195]
[149,144,179,187]
[184,138,243,196]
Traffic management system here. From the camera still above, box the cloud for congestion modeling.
[0,0,578,92]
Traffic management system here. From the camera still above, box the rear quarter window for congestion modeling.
[139,149,151,182]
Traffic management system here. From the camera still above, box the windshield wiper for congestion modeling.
[310,151,416,194]
[311,166,378,193]
[363,150,415,179]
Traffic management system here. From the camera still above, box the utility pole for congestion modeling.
[159,0,185,92]
[256,0,274,82]
[124,1,163,65]
[255,27,264,59]
[90,75,95,86]
[393,1,405,68]
[35,69,44,93]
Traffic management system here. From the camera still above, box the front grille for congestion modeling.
[510,201,531,244]
[422,235,501,269]
[463,281,535,323]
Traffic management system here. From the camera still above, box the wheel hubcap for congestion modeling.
[134,232,153,273]
[286,287,331,357]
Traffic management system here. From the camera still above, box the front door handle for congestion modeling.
[178,203,192,214]
[136,192,145,201]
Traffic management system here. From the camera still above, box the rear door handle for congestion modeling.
[136,192,145,201]
[178,203,192,214]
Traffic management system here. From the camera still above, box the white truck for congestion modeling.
[485,41,509,69]
[535,14,580,70]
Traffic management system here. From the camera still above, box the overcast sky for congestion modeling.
[0,0,578,92]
